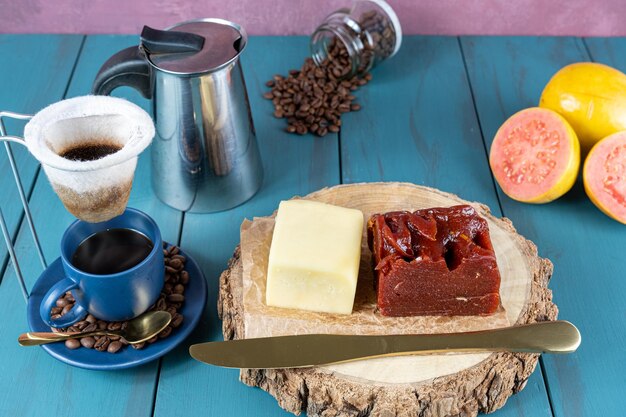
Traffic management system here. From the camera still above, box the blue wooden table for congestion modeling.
[0,35,624,417]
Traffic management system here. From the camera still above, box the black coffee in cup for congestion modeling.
[71,228,153,275]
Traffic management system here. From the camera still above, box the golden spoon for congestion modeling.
[18,311,172,346]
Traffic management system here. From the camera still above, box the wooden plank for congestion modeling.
[0,35,181,417]
[153,36,339,417]
[461,36,626,417]
[339,35,552,417]
[0,35,83,284]
[341,36,500,207]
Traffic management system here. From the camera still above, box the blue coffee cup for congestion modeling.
[40,208,165,328]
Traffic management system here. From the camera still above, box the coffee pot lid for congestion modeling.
[142,18,246,75]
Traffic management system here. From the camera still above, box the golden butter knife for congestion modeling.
[189,320,580,369]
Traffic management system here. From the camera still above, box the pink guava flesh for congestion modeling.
[490,109,574,201]
[585,132,626,222]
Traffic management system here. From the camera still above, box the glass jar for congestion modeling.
[310,0,402,78]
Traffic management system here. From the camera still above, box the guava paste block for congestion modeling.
[367,205,501,316]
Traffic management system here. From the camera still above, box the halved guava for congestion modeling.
[584,131,626,224]
[489,107,580,203]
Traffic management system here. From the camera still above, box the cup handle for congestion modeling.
[39,278,88,328]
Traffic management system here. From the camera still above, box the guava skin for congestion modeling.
[540,62,626,154]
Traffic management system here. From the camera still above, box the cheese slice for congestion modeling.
[266,199,364,314]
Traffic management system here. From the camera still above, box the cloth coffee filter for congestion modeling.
[24,96,155,223]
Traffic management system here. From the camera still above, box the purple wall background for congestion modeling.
[1,0,625,36]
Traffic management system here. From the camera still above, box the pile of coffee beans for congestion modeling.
[50,244,187,353]
[264,39,371,137]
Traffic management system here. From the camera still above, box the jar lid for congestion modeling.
[144,18,246,75]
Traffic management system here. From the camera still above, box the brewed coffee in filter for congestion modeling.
[24,96,154,222]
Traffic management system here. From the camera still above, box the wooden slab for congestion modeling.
[219,182,557,417]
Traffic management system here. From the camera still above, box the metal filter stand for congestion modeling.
[0,111,48,303]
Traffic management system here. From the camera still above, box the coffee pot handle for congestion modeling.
[92,46,152,99]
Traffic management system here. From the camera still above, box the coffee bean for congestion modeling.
[172,254,186,263]
[107,341,123,353]
[171,313,184,328]
[76,320,89,331]
[85,314,97,324]
[168,246,180,256]
[168,294,185,303]
[83,323,97,333]
[65,339,80,349]
[158,326,172,339]
[156,297,167,311]
[94,337,110,352]
[97,320,108,330]
[265,80,275,87]
[165,266,177,275]
[173,284,185,294]
[56,298,69,308]
[61,304,73,315]
[170,258,183,270]
[107,322,122,331]
[350,103,361,111]
[180,270,189,285]
[51,307,62,315]
[147,335,158,344]
[131,342,145,350]
[65,292,75,303]
[80,336,96,349]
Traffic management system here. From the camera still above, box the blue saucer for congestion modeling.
[27,245,207,370]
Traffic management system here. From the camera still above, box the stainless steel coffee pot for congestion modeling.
[93,19,263,212]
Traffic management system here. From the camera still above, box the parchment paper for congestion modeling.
[241,207,510,339]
